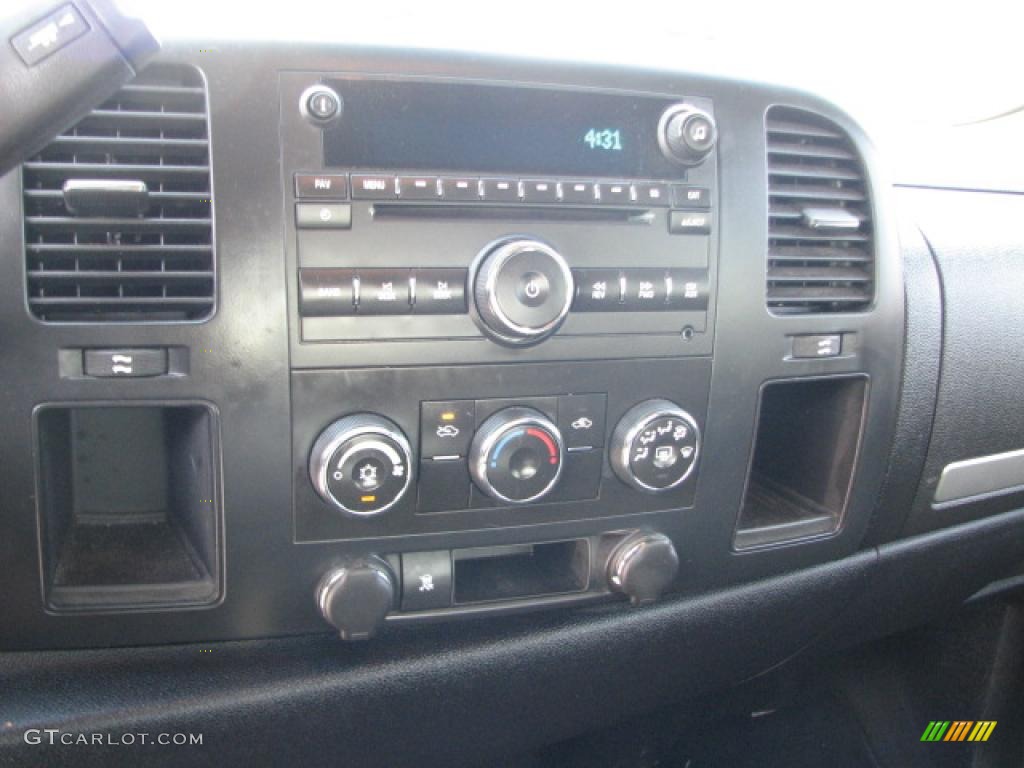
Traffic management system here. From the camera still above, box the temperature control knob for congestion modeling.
[658,104,717,166]
[610,399,700,492]
[309,414,413,517]
[471,237,574,346]
[469,407,565,504]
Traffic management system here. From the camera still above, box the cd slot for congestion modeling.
[372,203,656,225]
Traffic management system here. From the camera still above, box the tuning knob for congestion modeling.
[610,399,700,493]
[469,407,565,504]
[607,532,679,605]
[316,556,395,640]
[658,104,717,166]
[471,237,574,346]
[309,414,413,517]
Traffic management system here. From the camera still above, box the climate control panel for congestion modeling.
[292,359,710,542]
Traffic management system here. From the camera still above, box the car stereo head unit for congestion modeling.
[279,73,719,368]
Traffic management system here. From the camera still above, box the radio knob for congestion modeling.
[658,104,717,166]
[469,407,565,504]
[309,414,413,517]
[471,237,574,346]
[610,399,700,493]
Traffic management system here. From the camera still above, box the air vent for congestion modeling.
[22,64,214,322]
[766,106,873,313]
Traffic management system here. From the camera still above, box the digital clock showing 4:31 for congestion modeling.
[583,128,623,151]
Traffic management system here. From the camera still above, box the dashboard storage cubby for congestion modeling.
[734,376,868,549]
[35,404,220,611]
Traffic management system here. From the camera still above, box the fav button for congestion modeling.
[481,178,521,201]
[295,173,349,199]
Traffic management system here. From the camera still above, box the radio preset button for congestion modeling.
[671,185,711,209]
[412,268,467,314]
[358,269,411,314]
[295,173,349,199]
[572,268,622,311]
[561,181,599,204]
[441,177,481,201]
[351,174,398,199]
[634,183,670,207]
[522,180,560,203]
[299,269,357,316]
[598,182,634,205]
[481,178,521,201]
[397,176,441,200]
[669,209,712,234]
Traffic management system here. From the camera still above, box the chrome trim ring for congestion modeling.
[470,407,565,505]
[611,400,701,493]
[308,414,413,518]
[471,237,574,345]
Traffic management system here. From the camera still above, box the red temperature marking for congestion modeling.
[527,428,559,464]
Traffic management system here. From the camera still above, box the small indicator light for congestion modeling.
[360,495,376,503]
[440,412,456,422]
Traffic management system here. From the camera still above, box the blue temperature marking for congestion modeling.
[491,428,524,468]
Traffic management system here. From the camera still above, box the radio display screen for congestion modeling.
[323,79,688,179]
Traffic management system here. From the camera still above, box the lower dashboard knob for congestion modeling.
[309,414,413,517]
[471,237,574,346]
[607,532,679,605]
[316,556,395,641]
[610,399,700,493]
[469,407,565,504]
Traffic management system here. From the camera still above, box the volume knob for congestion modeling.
[471,237,574,346]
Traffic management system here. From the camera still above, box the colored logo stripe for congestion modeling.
[921,721,996,742]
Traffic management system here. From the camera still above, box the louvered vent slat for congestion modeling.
[22,63,214,322]
[766,106,874,313]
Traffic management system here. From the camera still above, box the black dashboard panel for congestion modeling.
[0,39,903,652]
[4,23,1024,768]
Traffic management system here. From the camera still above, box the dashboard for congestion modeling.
[2,7,1024,766]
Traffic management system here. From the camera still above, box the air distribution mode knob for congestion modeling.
[309,414,413,517]
[610,399,700,493]
[316,556,396,641]
[658,104,717,166]
[469,407,565,504]
[607,532,680,605]
[471,237,574,346]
